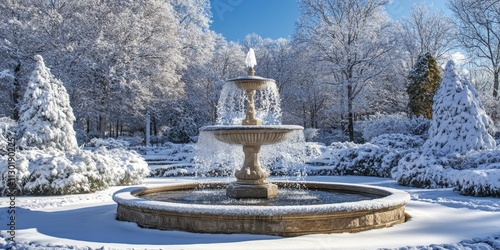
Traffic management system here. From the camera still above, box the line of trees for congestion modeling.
[1,0,498,144]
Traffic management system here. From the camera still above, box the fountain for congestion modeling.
[200,48,303,199]
[113,49,410,236]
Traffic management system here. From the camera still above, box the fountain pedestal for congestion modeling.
[208,125,302,199]
[227,144,278,198]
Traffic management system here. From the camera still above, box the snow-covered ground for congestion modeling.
[1,175,499,250]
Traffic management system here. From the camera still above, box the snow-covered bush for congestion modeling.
[308,142,403,178]
[0,148,149,195]
[315,129,349,144]
[394,149,500,196]
[87,137,130,149]
[0,149,102,195]
[304,128,319,142]
[448,149,500,197]
[17,55,78,151]
[92,147,149,186]
[393,152,452,188]
[369,133,425,150]
[361,113,430,141]
[423,61,496,157]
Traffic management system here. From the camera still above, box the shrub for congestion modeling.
[0,148,149,196]
[308,142,403,178]
[369,133,425,150]
[87,137,130,149]
[393,152,451,188]
[448,149,500,197]
[361,114,430,142]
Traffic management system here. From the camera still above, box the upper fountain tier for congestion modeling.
[228,75,275,92]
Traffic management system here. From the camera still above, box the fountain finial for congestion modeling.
[245,48,257,76]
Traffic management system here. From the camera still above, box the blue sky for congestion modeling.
[209,0,451,43]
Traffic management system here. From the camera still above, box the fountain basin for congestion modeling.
[200,125,303,145]
[113,181,410,236]
[228,75,275,91]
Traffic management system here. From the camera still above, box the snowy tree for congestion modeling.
[18,55,78,151]
[407,53,442,119]
[0,1,48,120]
[423,60,496,156]
[295,0,398,141]
[449,0,500,97]
[398,4,457,66]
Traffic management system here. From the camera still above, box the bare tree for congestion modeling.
[295,0,397,141]
[399,4,457,66]
[449,0,500,97]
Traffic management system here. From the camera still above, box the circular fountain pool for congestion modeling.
[113,181,410,236]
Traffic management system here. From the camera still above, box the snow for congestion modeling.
[1,176,499,250]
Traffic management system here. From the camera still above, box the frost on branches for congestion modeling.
[18,55,78,151]
[423,60,496,157]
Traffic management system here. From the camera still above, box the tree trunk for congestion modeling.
[115,120,120,137]
[98,114,107,138]
[145,111,151,147]
[12,63,21,120]
[493,70,499,98]
[347,84,354,141]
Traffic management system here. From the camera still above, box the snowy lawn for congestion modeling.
[1,175,499,250]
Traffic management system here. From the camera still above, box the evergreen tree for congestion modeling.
[18,55,78,151]
[407,52,441,119]
[423,60,496,156]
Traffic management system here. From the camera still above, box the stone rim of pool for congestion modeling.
[113,180,410,236]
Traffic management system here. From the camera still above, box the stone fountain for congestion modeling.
[200,48,302,199]
[113,49,410,236]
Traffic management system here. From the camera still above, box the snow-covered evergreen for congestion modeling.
[407,52,441,119]
[18,55,78,151]
[423,60,496,156]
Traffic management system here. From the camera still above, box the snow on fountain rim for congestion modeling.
[227,75,276,82]
[199,125,304,131]
[113,181,410,216]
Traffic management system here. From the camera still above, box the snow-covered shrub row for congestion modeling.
[360,113,430,142]
[393,149,500,197]
[314,129,349,145]
[86,137,130,149]
[448,149,500,197]
[307,133,423,178]
[392,152,452,189]
[0,148,149,195]
[369,133,425,150]
[136,142,196,162]
[308,143,397,177]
